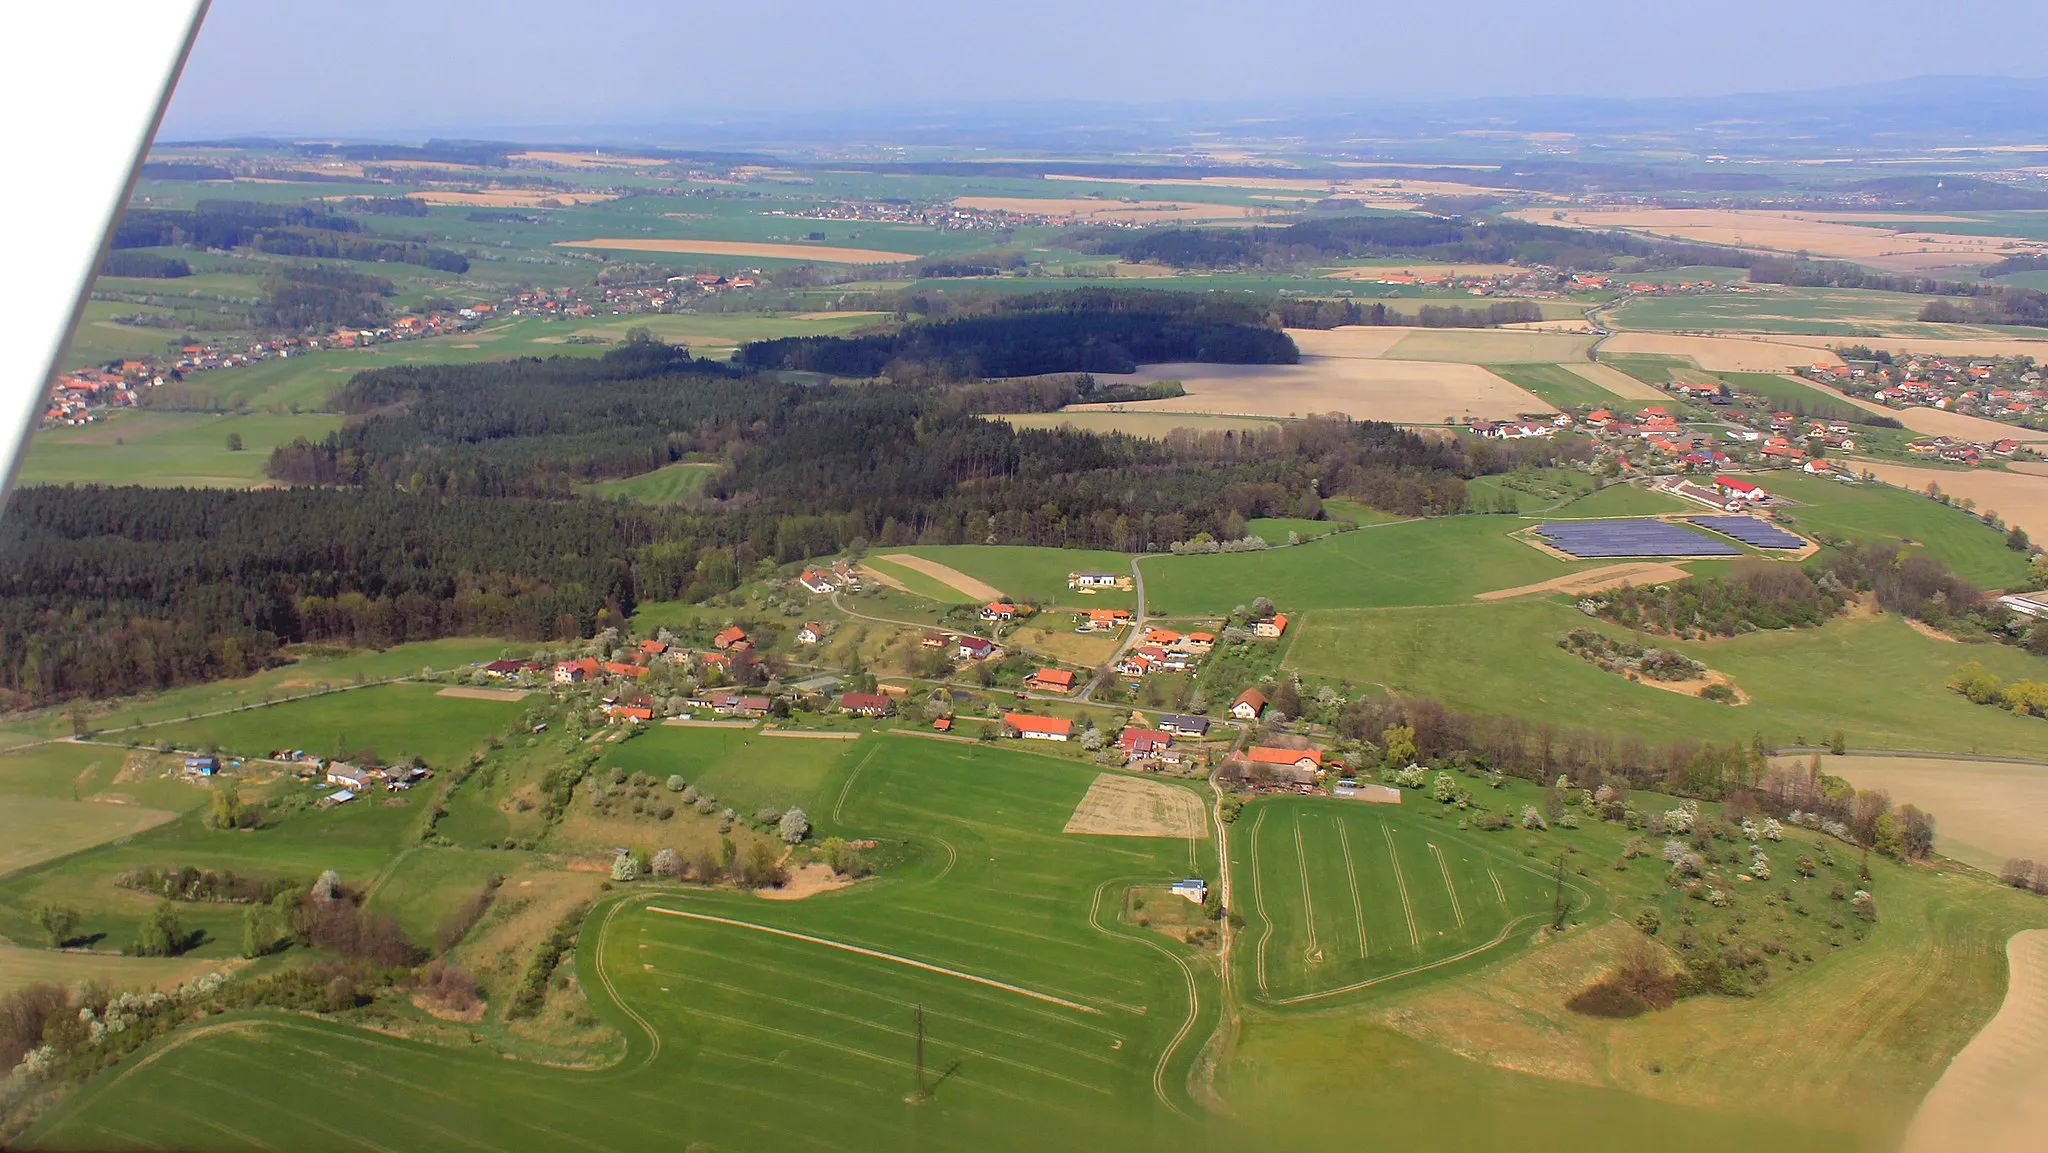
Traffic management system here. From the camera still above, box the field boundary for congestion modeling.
[1336,820,1368,958]
[644,905,1101,1015]
[1086,877,1199,1118]
[1248,807,1273,999]
[1382,824,1421,949]
[1429,843,1466,929]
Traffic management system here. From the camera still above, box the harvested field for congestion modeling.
[1474,561,1692,602]
[1905,930,2048,1153]
[951,196,1279,222]
[554,238,920,263]
[1563,362,1669,401]
[1516,207,2039,274]
[1070,360,1545,423]
[0,944,227,998]
[1859,463,2048,542]
[873,553,1007,601]
[511,150,669,168]
[990,411,1282,438]
[1062,773,1207,838]
[1788,755,2048,875]
[1384,329,1596,364]
[412,190,617,208]
[436,686,529,702]
[1287,326,1414,359]
[1600,333,1844,373]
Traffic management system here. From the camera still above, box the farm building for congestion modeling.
[1231,689,1267,720]
[553,657,601,684]
[797,622,825,645]
[1251,614,1289,639]
[1118,727,1173,758]
[840,692,894,717]
[713,626,751,650]
[604,703,655,722]
[1170,879,1208,904]
[1247,746,1322,772]
[182,755,220,776]
[1068,571,1131,590]
[482,659,527,678]
[1004,714,1072,741]
[799,568,836,594]
[1078,609,1132,632]
[1156,713,1210,737]
[1714,475,1768,502]
[326,765,374,791]
[1028,667,1076,692]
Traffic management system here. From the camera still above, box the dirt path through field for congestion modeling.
[1905,930,2048,1153]
[1475,561,1691,601]
[873,553,1006,601]
[436,686,529,702]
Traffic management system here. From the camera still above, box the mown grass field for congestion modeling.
[1235,797,1562,1005]
[862,555,975,603]
[890,544,1138,609]
[603,724,860,817]
[577,460,717,503]
[1612,286,1930,336]
[24,735,1226,1153]
[1141,516,1591,614]
[1286,600,2048,756]
[1765,471,2032,588]
[1493,363,1625,409]
[17,410,341,487]
[144,681,523,771]
[1543,483,1694,519]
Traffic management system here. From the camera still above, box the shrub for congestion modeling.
[650,848,684,878]
[611,854,640,882]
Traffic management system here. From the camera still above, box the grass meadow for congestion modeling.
[1285,600,2048,756]
[145,681,525,771]
[17,410,341,487]
[1493,363,1627,409]
[23,735,1228,1152]
[1140,516,1592,615]
[1765,471,2032,588]
[577,461,717,503]
[890,545,1139,609]
[602,724,862,817]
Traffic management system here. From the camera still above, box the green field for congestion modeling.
[1464,468,1599,513]
[602,724,862,816]
[578,461,718,503]
[144,681,523,771]
[24,735,1225,1152]
[1286,600,2048,756]
[1141,516,1592,615]
[1612,287,1930,336]
[18,410,340,487]
[1247,516,1347,541]
[1235,798,1563,1005]
[863,555,975,603]
[1493,363,1625,409]
[1765,471,2033,588]
[889,544,1138,609]
[1543,483,1694,519]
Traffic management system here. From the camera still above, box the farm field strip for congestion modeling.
[1429,843,1466,929]
[1336,820,1369,958]
[1383,822,1422,949]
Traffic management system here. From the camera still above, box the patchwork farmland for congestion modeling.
[1235,798,1569,1005]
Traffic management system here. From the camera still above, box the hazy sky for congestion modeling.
[161,0,2048,138]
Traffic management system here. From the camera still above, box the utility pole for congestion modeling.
[908,1003,929,1104]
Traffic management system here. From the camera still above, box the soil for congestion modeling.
[1062,773,1208,838]
[1475,561,1693,602]
[756,863,854,901]
[873,553,1007,601]
[1905,930,2048,1153]
[437,686,530,702]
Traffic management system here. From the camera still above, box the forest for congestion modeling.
[110,198,469,275]
[1063,215,1753,272]
[4,331,1550,705]
[251,266,397,332]
[739,288,1296,378]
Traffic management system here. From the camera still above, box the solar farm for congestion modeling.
[1532,519,1742,558]
[1690,516,1808,550]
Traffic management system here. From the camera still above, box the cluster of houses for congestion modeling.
[1903,435,2023,467]
[320,759,430,804]
[1115,626,1216,679]
[797,561,865,595]
[919,630,1004,663]
[1651,473,1783,510]
[1806,354,2044,427]
[1075,608,1134,633]
[43,364,155,425]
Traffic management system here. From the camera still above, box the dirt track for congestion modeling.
[1906,930,2048,1153]
[1475,561,1691,601]
[874,553,1006,601]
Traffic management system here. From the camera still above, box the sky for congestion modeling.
[160,0,2048,139]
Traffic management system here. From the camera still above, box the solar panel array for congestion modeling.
[1535,519,1742,558]
[1690,516,1806,550]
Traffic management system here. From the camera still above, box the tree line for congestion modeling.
[111,197,468,276]
[252,265,397,332]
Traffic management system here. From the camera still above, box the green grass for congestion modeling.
[862,556,973,603]
[1286,600,2048,756]
[25,735,1224,1152]
[602,725,862,816]
[0,638,520,749]
[364,846,528,944]
[1493,363,1626,409]
[143,682,522,772]
[1544,483,1694,519]
[1717,372,1880,426]
[1141,516,1593,615]
[1612,287,1930,336]
[17,410,340,487]
[1247,517,1346,541]
[1234,797,1560,1004]
[888,544,1139,609]
[1764,471,2033,588]
[1464,468,1598,514]
[577,461,717,503]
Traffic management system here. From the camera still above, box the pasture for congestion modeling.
[578,461,717,503]
[1613,286,1931,336]
[1852,463,2048,554]
[1139,516,1591,615]
[17,410,340,487]
[1285,601,2048,756]
[1492,363,1625,409]
[1234,797,1564,1006]
[143,681,523,771]
[24,735,1226,1153]
[602,724,861,817]
[1764,471,2032,588]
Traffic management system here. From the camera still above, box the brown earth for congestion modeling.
[1859,462,2048,542]
[1599,332,1846,373]
[873,553,1006,601]
[756,863,855,900]
[1516,207,2037,274]
[1062,773,1208,838]
[1905,931,2048,1153]
[1780,755,2048,875]
[1475,562,1693,602]
[437,686,529,702]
